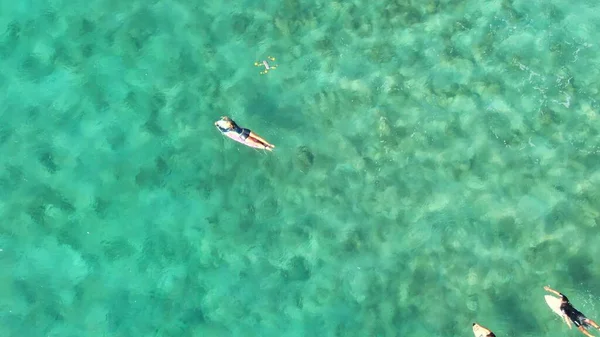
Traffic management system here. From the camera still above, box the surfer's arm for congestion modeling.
[578,326,594,337]
[544,286,562,297]
[564,315,573,329]
[215,124,230,133]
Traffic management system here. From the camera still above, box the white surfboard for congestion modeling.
[545,295,564,317]
[473,323,494,337]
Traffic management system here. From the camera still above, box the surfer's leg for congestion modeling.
[244,137,262,147]
[249,132,275,148]
[244,137,271,150]
[584,319,600,329]
[578,326,594,337]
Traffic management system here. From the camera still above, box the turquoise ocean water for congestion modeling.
[1,0,600,336]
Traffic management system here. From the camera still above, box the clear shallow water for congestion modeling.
[1,0,600,336]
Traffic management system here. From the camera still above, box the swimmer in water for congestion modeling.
[254,56,277,75]
[215,116,275,151]
[472,323,495,337]
[544,286,600,337]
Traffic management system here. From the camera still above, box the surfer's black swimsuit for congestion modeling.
[560,295,588,327]
[218,122,251,140]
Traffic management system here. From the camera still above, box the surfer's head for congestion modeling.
[215,117,234,130]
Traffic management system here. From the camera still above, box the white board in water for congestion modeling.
[545,295,563,317]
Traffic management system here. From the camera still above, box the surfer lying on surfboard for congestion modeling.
[544,285,600,337]
[215,116,275,151]
[472,323,495,337]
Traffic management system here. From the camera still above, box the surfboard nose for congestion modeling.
[472,323,493,337]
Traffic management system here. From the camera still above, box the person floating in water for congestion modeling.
[472,323,495,337]
[254,56,277,75]
[545,285,600,337]
[215,116,275,151]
